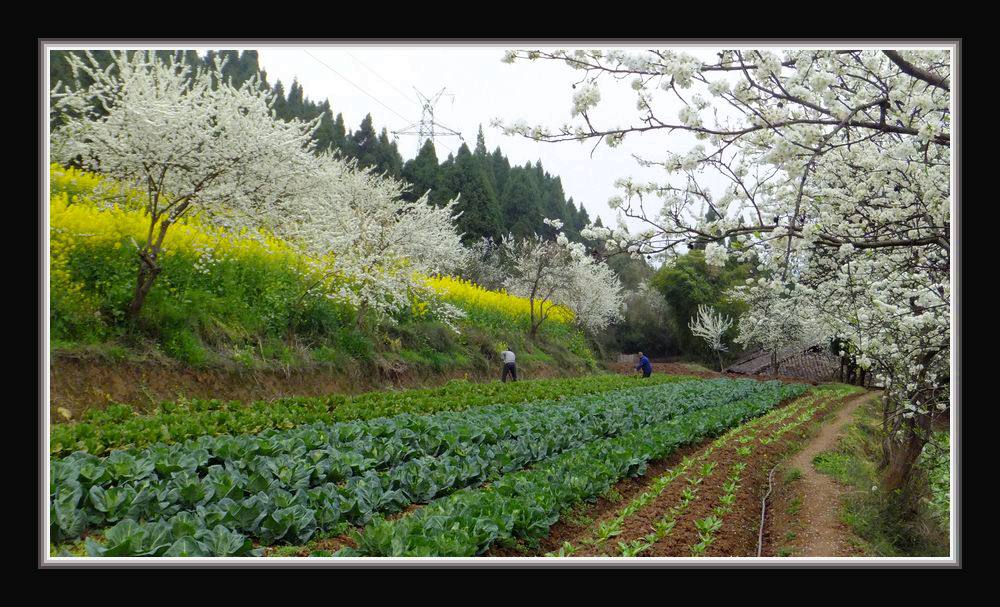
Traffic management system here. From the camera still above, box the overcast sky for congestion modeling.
[253,45,722,231]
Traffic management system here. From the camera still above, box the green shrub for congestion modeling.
[161,328,207,366]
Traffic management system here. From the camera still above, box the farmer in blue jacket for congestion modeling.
[635,352,653,378]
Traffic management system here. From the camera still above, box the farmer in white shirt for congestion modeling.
[500,348,517,382]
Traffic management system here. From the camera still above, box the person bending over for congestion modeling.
[501,347,517,382]
[635,352,652,378]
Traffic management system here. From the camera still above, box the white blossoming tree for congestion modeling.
[688,305,733,371]
[461,236,509,292]
[51,51,322,321]
[500,219,624,337]
[273,154,468,329]
[503,48,951,491]
[731,284,825,375]
[563,253,627,333]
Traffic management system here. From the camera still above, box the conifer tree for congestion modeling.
[349,114,379,169]
[402,139,441,204]
[501,166,543,240]
[442,144,503,242]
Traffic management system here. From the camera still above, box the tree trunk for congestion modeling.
[126,209,179,323]
[126,255,162,322]
[355,301,369,331]
[881,431,926,493]
[717,351,725,373]
[529,295,536,333]
[880,411,930,493]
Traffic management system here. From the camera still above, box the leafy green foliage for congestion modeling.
[56,379,805,556]
[650,250,752,363]
[347,381,806,556]
[917,432,950,530]
[52,374,686,457]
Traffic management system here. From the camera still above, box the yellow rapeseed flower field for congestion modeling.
[49,165,572,328]
[424,275,574,325]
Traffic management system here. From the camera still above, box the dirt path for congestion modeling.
[776,391,874,557]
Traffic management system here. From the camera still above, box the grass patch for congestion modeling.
[783,467,802,484]
[266,545,308,557]
[917,432,950,531]
[785,439,805,456]
[786,496,803,516]
[564,503,595,528]
[813,451,856,481]
[51,537,90,557]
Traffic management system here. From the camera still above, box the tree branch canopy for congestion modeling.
[502,48,952,486]
[883,50,951,91]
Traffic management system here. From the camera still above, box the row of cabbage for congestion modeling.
[345,381,808,556]
[52,379,805,556]
[52,375,686,458]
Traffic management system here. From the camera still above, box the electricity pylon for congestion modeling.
[392,87,464,150]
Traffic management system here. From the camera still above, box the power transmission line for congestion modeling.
[344,51,418,106]
[302,50,458,158]
[302,50,414,125]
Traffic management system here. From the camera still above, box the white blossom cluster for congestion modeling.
[571,83,601,117]
[50,50,468,328]
[703,242,729,267]
[689,304,733,353]
[499,223,624,334]
[51,51,322,225]
[504,48,952,468]
[270,155,467,323]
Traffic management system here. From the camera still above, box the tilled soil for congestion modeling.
[486,390,840,557]
[266,389,853,559]
[585,395,840,557]
[485,442,709,557]
[50,352,582,419]
[648,431,801,557]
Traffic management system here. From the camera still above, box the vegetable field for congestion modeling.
[527,383,864,557]
[48,374,830,558]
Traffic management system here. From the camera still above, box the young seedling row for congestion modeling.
[536,384,861,557]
